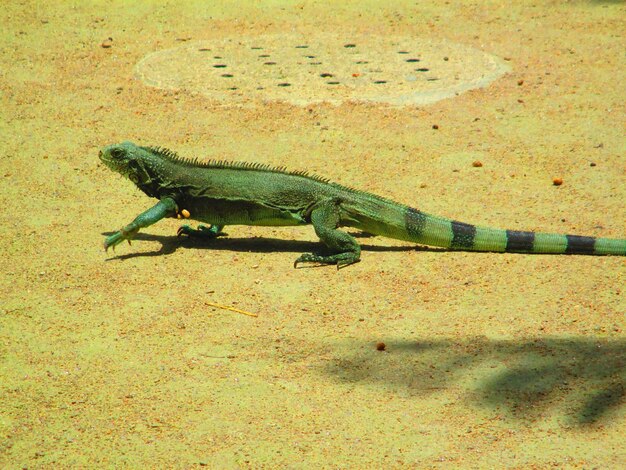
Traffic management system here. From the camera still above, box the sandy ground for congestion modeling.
[1,1,625,468]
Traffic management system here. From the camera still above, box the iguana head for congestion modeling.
[99,141,157,186]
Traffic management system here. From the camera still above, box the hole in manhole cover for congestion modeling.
[135,34,510,106]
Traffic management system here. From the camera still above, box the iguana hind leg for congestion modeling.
[294,200,361,268]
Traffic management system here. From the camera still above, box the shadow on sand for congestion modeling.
[101,233,624,425]
[325,337,625,426]
[102,231,446,261]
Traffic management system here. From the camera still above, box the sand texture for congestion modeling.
[1,1,624,468]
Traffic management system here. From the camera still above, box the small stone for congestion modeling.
[376,342,386,351]
[552,177,563,186]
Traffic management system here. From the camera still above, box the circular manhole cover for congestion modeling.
[135,34,510,106]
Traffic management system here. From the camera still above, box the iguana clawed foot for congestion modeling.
[104,227,138,251]
[103,198,179,253]
[177,224,224,239]
[293,252,361,269]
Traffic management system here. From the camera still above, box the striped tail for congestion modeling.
[400,207,626,255]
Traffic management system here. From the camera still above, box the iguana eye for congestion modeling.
[111,148,125,159]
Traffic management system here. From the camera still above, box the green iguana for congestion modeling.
[100,141,626,266]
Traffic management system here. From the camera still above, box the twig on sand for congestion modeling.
[205,301,258,318]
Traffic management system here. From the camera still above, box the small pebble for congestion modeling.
[376,342,386,351]
[432,124,439,130]
[552,177,563,186]
[472,161,483,168]
[517,79,524,86]
[101,37,113,48]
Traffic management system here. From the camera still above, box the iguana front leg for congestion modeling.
[104,197,178,251]
[177,224,225,239]
[294,199,361,268]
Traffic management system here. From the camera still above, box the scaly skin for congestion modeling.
[100,142,626,267]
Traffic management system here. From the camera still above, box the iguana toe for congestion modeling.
[104,227,138,251]
[177,225,192,237]
[293,252,360,268]
[177,224,224,239]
